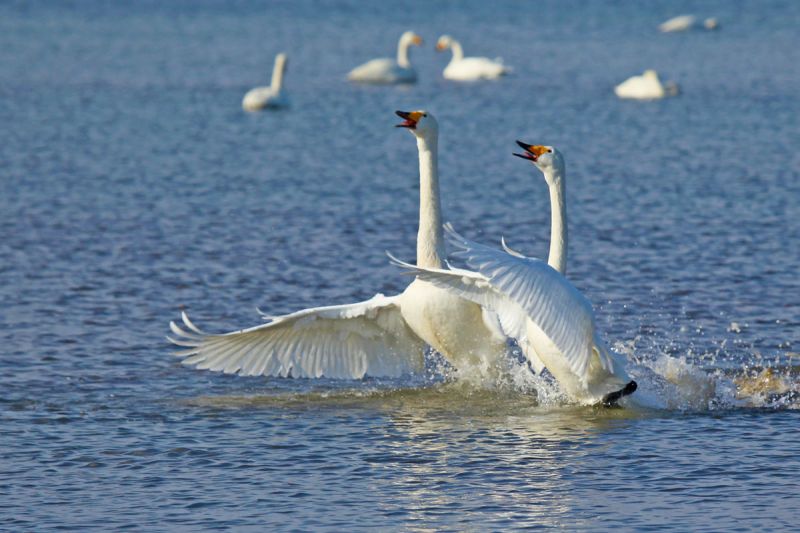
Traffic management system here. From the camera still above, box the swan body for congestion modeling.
[168,110,507,380]
[436,35,510,81]
[390,145,635,405]
[659,15,719,32]
[348,31,422,84]
[615,69,679,100]
[242,53,289,111]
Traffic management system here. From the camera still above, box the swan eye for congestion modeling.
[547,149,552,153]
[422,113,427,117]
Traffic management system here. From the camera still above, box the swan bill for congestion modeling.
[395,110,423,129]
[514,141,550,162]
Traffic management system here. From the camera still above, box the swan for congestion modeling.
[659,15,719,33]
[167,110,508,380]
[242,53,289,111]
[389,143,637,406]
[615,69,679,100]
[435,35,510,81]
[347,31,422,84]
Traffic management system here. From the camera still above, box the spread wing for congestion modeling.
[168,294,425,379]
[388,253,545,374]
[444,224,610,378]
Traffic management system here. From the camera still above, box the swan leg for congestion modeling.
[597,380,638,408]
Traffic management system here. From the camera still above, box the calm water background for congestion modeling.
[2,0,799,530]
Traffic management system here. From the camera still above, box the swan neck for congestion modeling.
[271,56,286,92]
[546,168,568,275]
[397,36,413,67]
[449,41,464,62]
[416,135,445,268]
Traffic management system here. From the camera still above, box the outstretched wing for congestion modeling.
[443,224,611,379]
[168,294,425,379]
[387,252,545,374]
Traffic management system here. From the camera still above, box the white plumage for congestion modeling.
[347,31,422,84]
[242,53,289,111]
[168,111,509,381]
[615,69,679,100]
[436,35,510,81]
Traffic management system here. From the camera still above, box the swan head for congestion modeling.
[401,31,423,47]
[395,110,438,138]
[514,141,564,178]
[435,35,454,51]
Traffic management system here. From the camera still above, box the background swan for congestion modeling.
[659,15,719,32]
[615,69,679,100]
[242,53,289,111]
[435,35,510,81]
[390,144,637,406]
[168,110,508,380]
[347,31,422,84]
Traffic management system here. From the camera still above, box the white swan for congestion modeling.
[347,31,422,84]
[167,110,508,380]
[242,53,289,111]
[435,35,510,81]
[659,15,719,33]
[615,69,679,100]
[390,143,637,406]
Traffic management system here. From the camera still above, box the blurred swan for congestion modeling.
[347,31,422,84]
[615,69,679,100]
[167,110,508,380]
[435,35,510,81]
[242,53,289,111]
[390,144,637,406]
[659,15,719,32]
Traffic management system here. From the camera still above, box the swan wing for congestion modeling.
[167,294,425,379]
[443,225,607,380]
[388,253,545,373]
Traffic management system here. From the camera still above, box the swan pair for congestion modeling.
[615,69,679,100]
[243,53,289,111]
[347,32,510,84]
[168,110,636,406]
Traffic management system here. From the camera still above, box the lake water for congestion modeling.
[2,0,799,530]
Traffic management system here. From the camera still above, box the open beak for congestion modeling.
[396,110,421,129]
[513,140,547,162]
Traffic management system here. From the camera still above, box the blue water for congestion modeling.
[2,0,799,530]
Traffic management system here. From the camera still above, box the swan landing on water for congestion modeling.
[390,143,638,407]
[347,31,423,84]
[242,53,289,111]
[167,110,511,384]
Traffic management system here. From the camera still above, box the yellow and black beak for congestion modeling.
[396,110,422,129]
[513,141,548,162]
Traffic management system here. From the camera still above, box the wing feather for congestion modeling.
[443,225,607,380]
[168,294,425,379]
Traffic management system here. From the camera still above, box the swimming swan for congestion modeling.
[347,31,422,84]
[615,69,679,100]
[659,15,719,33]
[242,53,289,111]
[435,35,510,81]
[167,110,508,380]
[390,143,637,406]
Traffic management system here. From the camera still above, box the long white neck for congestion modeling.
[545,167,568,274]
[397,37,413,67]
[449,41,464,62]
[271,55,286,92]
[415,134,445,268]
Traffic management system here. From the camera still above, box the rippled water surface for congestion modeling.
[2,0,799,530]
